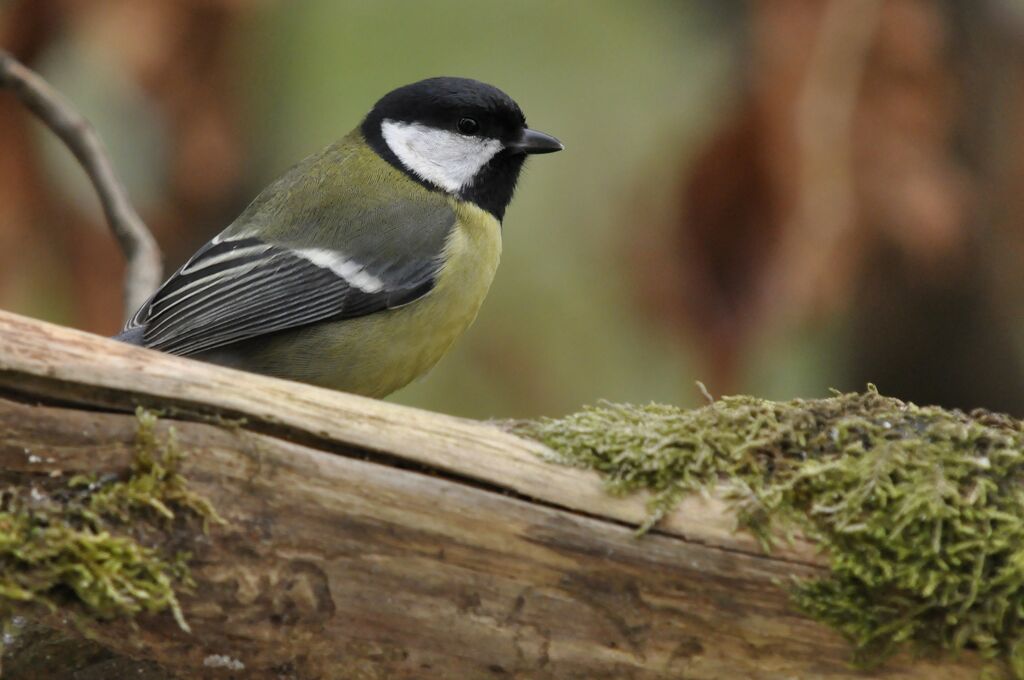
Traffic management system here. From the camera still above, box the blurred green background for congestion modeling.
[3,0,1024,418]
[246,1,721,416]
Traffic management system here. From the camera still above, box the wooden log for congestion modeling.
[0,310,983,678]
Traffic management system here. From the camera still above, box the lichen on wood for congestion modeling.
[517,387,1024,677]
[0,408,221,635]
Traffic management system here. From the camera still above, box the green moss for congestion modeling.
[82,410,222,533]
[0,408,222,633]
[516,387,1024,676]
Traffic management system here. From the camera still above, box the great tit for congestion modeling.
[115,77,562,397]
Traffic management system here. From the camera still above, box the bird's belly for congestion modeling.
[314,287,488,396]
[230,208,501,397]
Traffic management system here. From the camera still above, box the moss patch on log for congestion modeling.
[517,388,1024,677]
[0,408,221,633]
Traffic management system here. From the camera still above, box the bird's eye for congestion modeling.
[457,117,479,135]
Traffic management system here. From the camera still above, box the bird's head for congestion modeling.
[362,77,562,220]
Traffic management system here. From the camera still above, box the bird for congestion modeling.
[115,76,562,398]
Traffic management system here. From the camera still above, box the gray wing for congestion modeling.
[121,228,448,356]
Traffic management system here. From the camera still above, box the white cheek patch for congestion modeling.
[381,119,503,193]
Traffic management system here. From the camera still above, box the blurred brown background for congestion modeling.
[2,0,1024,418]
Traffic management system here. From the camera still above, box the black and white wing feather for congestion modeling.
[121,235,439,356]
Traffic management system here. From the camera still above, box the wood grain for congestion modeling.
[0,310,984,678]
[0,310,810,561]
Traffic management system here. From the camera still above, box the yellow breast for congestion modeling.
[430,199,504,338]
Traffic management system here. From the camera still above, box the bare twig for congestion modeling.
[0,49,162,321]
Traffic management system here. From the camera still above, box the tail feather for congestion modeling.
[113,326,146,346]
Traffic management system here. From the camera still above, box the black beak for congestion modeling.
[508,127,564,155]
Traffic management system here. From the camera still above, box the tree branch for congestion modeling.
[0,49,161,321]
